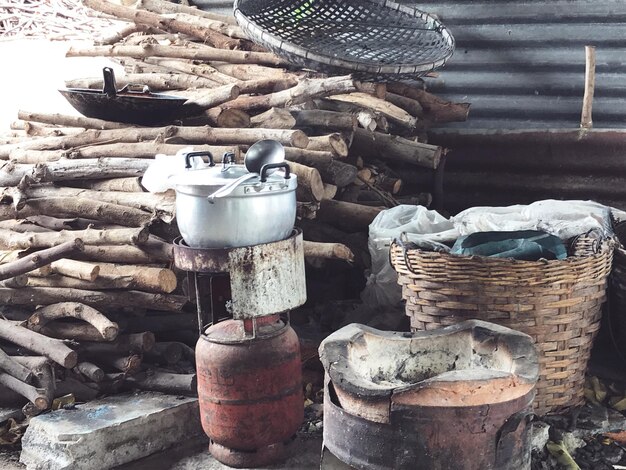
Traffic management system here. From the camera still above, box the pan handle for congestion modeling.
[184,151,215,169]
[103,67,117,97]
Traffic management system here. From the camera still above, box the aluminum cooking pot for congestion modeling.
[170,151,297,249]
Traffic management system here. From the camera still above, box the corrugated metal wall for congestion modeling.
[405,0,626,129]
[194,0,626,212]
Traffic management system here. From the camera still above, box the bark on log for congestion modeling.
[0,373,48,409]
[0,198,154,227]
[51,259,100,281]
[322,183,337,200]
[303,241,354,263]
[0,288,186,313]
[146,58,236,84]
[284,148,333,167]
[351,128,443,170]
[212,63,292,81]
[226,76,357,111]
[68,177,144,192]
[162,13,246,40]
[288,161,325,203]
[376,175,403,195]
[36,323,112,342]
[21,186,174,223]
[384,92,424,118]
[35,263,177,294]
[204,107,251,128]
[386,82,471,123]
[0,276,28,288]
[12,356,54,402]
[66,44,284,66]
[96,23,144,45]
[307,134,349,158]
[65,74,229,92]
[315,99,379,132]
[83,0,240,50]
[0,239,84,280]
[317,160,358,188]
[54,377,99,402]
[317,199,383,232]
[0,319,77,368]
[329,93,418,129]
[181,84,240,110]
[250,108,295,129]
[291,110,357,132]
[76,362,105,383]
[28,303,119,341]
[37,158,150,184]
[236,77,299,95]
[81,333,155,356]
[0,348,33,383]
[76,238,172,264]
[99,354,143,374]
[143,342,184,365]
[138,0,238,25]
[24,122,84,138]
[126,371,196,395]
[0,227,147,249]
[18,110,129,130]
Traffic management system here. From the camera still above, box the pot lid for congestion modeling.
[169,164,249,187]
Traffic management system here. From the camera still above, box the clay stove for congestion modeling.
[173,229,307,468]
[319,320,539,470]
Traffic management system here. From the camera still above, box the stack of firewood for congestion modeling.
[0,0,469,414]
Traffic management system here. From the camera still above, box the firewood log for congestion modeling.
[0,227,147,249]
[226,76,357,111]
[0,373,48,410]
[329,93,418,129]
[288,161,324,203]
[76,362,105,383]
[376,175,403,194]
[384,92,424,118]
[145,58,236,84]
[0,276,28,288]
[303,241,354,263]
[0,320,77,368]
[12,356,54,402]
[386,82,470,123]
[66,44,285,66]
[122,314,197,333]
[126,370,197,395]
[204,107,251,128]
[96,23,146,46]
[322,183,337,200]
[315,99,379,132]
[83,0,241,50]
[18,110,130,130]
[284,148,333,168]
[317,200,383,232]
[143,342,184,365]
[0,348,33,383]
[137,0,238,25]
[36,323,114,342]
[306,134,349,158]
[351,128,443,170]
[24,122,84,138]
[68,177,144,192]
[0,288,186,313]
[65,74,229,92]
[250,108,296,129]
[27,303,119,341]
[317,160,358,188]
[81,333,155,355]
[0,239,83,279]
[212,63,292,81]
[291,109,357,132]
[54,377,99,401]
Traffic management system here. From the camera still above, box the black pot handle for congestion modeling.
[222,151,236,166]
[103,67,117,97]
[184,151,215,169]
[260,162,291,182]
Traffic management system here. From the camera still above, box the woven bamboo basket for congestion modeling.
[389,235,614,415]
[609,245,626,358]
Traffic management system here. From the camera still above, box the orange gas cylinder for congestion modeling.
[195,314,303,468]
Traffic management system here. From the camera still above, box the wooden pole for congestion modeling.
[581,45,596,130]
[0,239,84,280]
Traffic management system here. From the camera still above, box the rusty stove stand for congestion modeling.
[173,229,307,468]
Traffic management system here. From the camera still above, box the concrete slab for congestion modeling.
[20,392,202,470]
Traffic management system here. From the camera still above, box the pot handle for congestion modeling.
[103,67,117,97]
[184,151,215,169]
[260,162,291,182]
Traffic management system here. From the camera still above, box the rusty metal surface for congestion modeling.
[196,319,303,467]
[174,230,307,319]
[323,378,534,470]
[425,129,626,213]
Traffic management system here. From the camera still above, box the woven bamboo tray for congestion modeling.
[390,235,614,415]
[233,0,455,80]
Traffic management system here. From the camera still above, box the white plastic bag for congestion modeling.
[361,205,456,307]
[142,147,206,193]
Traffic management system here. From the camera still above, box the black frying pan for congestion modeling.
[59,67,199,125]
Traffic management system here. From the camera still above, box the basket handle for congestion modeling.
[390,233,420,276]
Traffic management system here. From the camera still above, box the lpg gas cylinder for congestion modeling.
[195,314,303,468]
